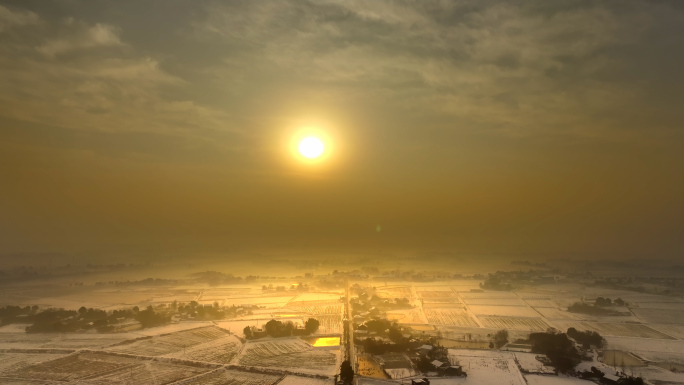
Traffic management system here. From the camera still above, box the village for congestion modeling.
[1,263,683,385]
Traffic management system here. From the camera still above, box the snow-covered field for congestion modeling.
[459,292,519,299]
[464,298,527,307]
[179,368,282,385]
[514,352,554,374]
[2,279,684,384]
[534,307,581,320]
[278,375,333,385]
[1,352,210,383]
[605,336,684,362]
[387,306,429,324]
[524,374,595,385]
[469,305,540,318]
[0,352,70,377]
[105,325,231,356]
[447,349,526,385]
[550,320,673,339]
[424,308,479,327]
[478,316,551,331]
[237,338,340,376]
[163,334,242,363]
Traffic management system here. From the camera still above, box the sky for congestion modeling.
[1,0,683,262]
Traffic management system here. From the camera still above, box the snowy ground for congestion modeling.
[605,336,684,362]
[524,374,595,385]
[447,349,526,385]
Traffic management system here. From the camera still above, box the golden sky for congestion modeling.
[1,1,683,260]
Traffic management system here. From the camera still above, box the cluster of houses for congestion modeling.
[362,345,465,380]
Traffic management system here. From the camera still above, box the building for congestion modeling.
[375,353,417,379]
[600,374,621,384]
[419,344,433,356]
[440,365,463,376]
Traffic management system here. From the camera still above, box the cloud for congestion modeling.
[0,11,232,139]
[0,4,39,32]
[1,0,684,144]
[186,0,683,141]
[37,23,123,56]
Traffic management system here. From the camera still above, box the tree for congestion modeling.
[595,297,612,307]
[493,329,509,348]
[365,319,391,333]
[529,331,581,372]
[417,356,436,373]
[264,319,294,337]
[243,326,253,339]
[265,319,282,337]
[78,306,87,315]
[340,360,354,384]
[567,328,605,348]
[305,318,320,334]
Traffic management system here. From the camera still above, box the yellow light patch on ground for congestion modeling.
[307,337,340,347]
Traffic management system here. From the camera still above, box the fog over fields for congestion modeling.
[2,0,684,384]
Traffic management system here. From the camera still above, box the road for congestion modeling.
[344,277,357,383]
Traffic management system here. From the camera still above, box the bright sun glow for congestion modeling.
[298,137,324,158]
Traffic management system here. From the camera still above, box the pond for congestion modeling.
[304,336,340,347]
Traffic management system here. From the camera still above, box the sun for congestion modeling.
[298,137,324,158]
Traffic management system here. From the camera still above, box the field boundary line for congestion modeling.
[455,291,484,328]
[167,366,227,385]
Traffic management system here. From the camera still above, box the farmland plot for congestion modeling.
[238,338,339,375]
[278,376,334,385]
[424,308,479,327]
[524,374,595,385]
[286,299,341,308]
[0,331,136,350]
[4,353,131,382]
[418,291,459,299]
[292,293,342,302]
[164,334,242,364]
[446,349,525,385]
[460,292,519,299]
[651,324,684,339]
[414,284,454,290]
[135,322,215,336]
[464,298,527,307]
[632,308,684,324]
[107,325,231,356]
[84,359,209,384]
[604,337,684,362]
[357,354,388,378]
[179,368,282,385]
[286,304,342,315]
[479,316,551,331]
[469,305,540,318]
[203,288,254,301]
[226,296,294,307]
[633,365,684,385]
[631,300,684,309]
[0,352,69,376]
[311,314,342,334]
[551,321,674,339]
[5,352,210,383]
[375,286,414,300]
[534,307,581,320]
[523,299,557,308]
[514,352,554,374]
[387,307,429,324]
